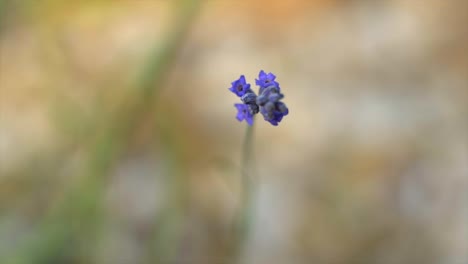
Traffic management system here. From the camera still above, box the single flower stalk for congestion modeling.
[227,70,289,261]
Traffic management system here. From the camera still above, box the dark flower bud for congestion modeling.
[264,101,275,111]
[268,93,283,103]
[265,85,280,94]
[276,102,289,115]
[248,103,259,115]
[256,94,268,106]
[241,92,257,104]
[261,106,274,120]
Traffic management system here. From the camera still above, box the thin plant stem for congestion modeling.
[233,118,257,263]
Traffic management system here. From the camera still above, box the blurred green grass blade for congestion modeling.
[148,116,190,263]
[3,0,201,263]
[137,0,200,99]
[0,0,8,35]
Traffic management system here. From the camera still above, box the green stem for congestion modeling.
[234,120,257,263]
[241,122,255,221]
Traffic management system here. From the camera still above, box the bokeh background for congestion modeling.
[0,0,467,264]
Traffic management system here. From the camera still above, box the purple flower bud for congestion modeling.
[264,101,275,111]
[268,93,283,103]
[276,102,289,115]
[256,94,268,106]
[241,92,257,104]
[248,103,259,115]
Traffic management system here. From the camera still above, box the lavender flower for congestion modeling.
[229,75,251,97]
[255,70,280,93]
[235,103,254,126]
[229,70,289,126]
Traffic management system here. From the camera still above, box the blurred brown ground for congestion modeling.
[0,0,467,264]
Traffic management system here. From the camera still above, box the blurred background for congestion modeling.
[0,0,467,263]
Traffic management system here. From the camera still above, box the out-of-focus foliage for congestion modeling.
[0,0,466,264]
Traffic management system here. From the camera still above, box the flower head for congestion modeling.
[255,70,280,92]
[229,75,251,97]
[229,71,288,126]
[235,103,254,126]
